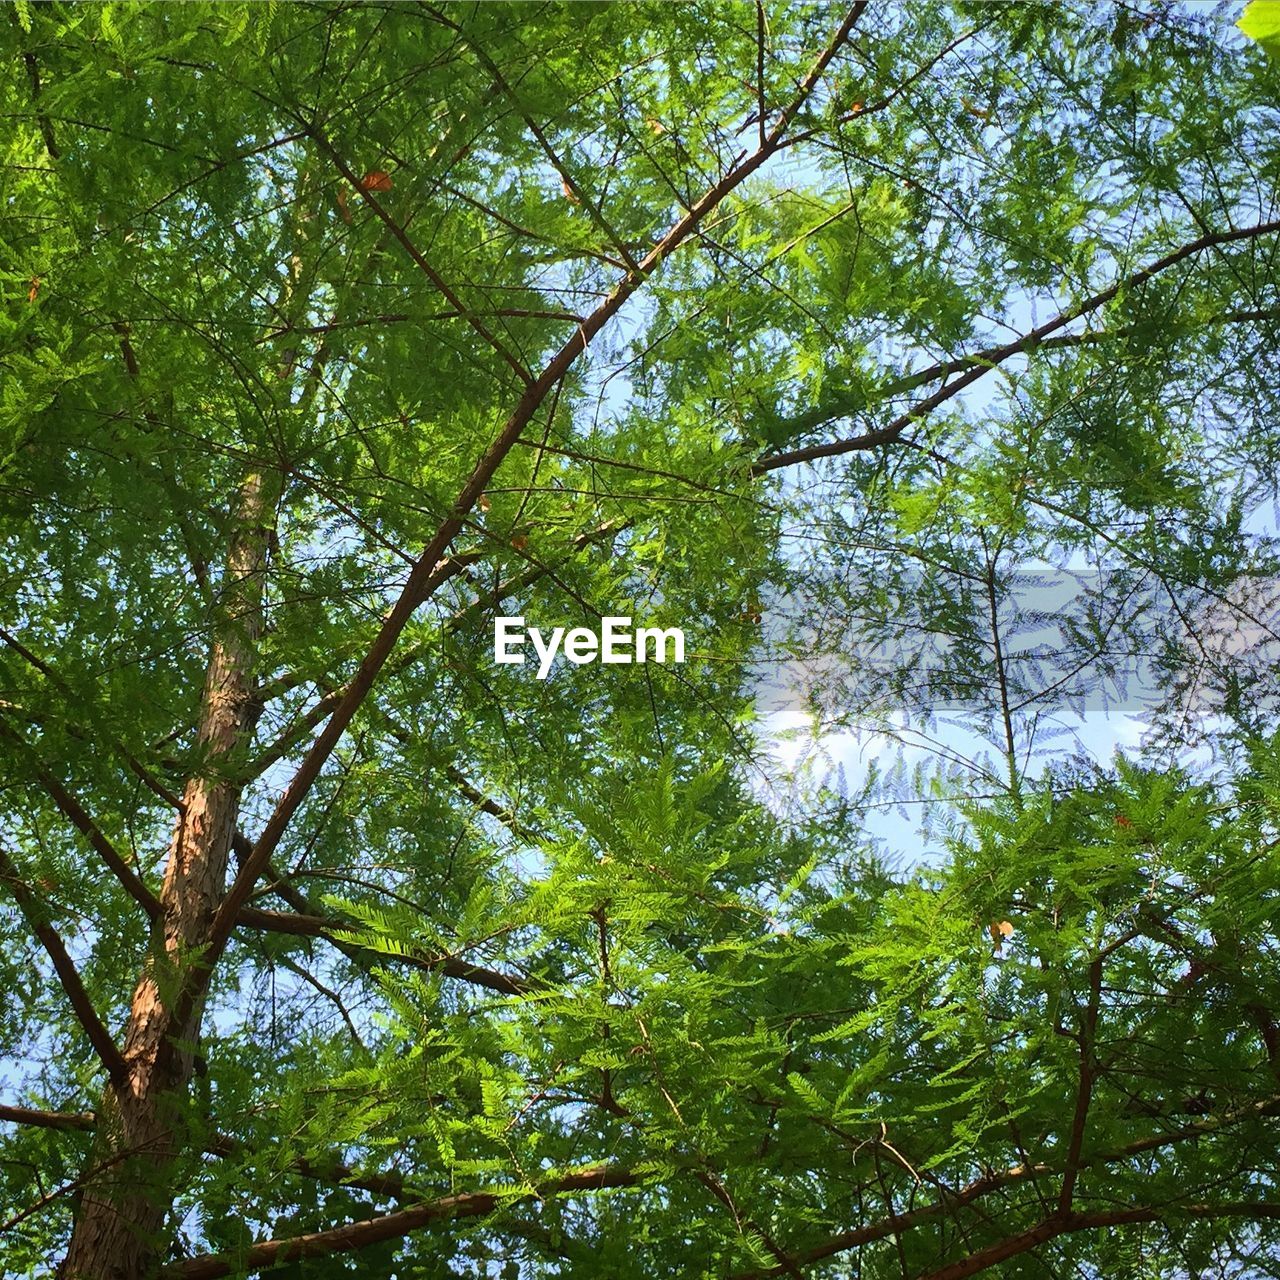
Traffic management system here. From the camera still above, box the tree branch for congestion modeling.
[916,1204,1280,1280]
[0,845,129,1087]
[235,904,533,997]
[759,304,1280,452]
[753,220,1280,473]
[0,1104,95,1132]
[308,129,535,386]
[729,1094,1280,1279]
[0,716,162,921]
[162,1165,639,1279]
[1058,953,1103,1213]
[194,4,869,1031]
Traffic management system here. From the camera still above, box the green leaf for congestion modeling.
[1239,0,1280,50]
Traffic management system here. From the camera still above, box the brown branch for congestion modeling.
[433,174,634,271]
[0,845,128,1086]
[915,1204,1280,1280]
[0,1104,95,1132]
[0,1103,414,1203]
[162,1165,639,1279]
[1058,953,1103,1213]
[729,1094,1280,1279]
[194,4,868,1032]
[310,131,534,386]
[0,717,161,921]
[17,27,59,160]
[760,304,1280,457]
[235,904,533,997]
[440,14,644,275]
[753,220,1280,473]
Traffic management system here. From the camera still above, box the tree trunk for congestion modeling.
[60,471,274,1279]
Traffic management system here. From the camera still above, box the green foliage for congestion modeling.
[1240,0,1280,53]
[1,2,1279,1277]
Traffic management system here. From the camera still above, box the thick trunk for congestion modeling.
[60,472,274,1279]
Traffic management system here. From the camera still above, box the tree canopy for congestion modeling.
[2,3,1280,1277]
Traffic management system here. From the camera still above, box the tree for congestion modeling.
[2,2,1279,1277]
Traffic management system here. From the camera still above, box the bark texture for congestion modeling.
[60,472,273,1279]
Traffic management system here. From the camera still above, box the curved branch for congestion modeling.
[753,219,1280,473]
[235,904,534,997]
[917,1203,1280,1280]
[0,716,161,921]
[760,304,1280,449]
[730,1093,1280,1279]
[0,845,128,1086]
[163,1165,639,1279]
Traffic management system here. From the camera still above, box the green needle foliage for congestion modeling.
[1,3,1279,1277]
